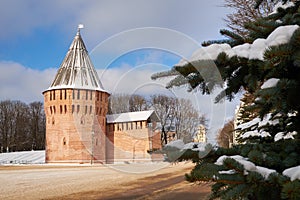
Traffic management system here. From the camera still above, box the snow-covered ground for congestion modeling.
[0,162,200,200]
[0,150,45,164]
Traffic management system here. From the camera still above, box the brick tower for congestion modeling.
[43,26,109,163]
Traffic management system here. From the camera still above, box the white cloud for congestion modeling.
[0,0,229,46]
[78,0,228,47]
[0,0,85,40]
[98,63,171,95]
[0,61,56,103]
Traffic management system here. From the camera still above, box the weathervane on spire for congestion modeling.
[77,24,84,35]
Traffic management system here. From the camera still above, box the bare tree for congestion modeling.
[29,102,46,150]
[108,93,150,114]
[149,94,177,145]
[109,93,207,145]
[174,99,206,143]
[13,101,30,151]
[216,119,235,148]
[129,94,149,112]
[224,0,278,37]
[0,100,45,152]
[108,94,131,114]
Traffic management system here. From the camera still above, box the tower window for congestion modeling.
[90,91,93,100]
[77,105,80,113]
[50,92,52,101]
[60,105,62,114]
[72,105,75,113]
[64,105,67,113]
[60,90,62,100]
[53,91,55,100]
[72,90,75,99]
[85,105,87,115]
[50,106,53,115]
[64,90,67,99]
[90,106,92,114]
[77,90,80,100]
[53,106,56,114]
[63,138,66,145]
[86,91,88,100]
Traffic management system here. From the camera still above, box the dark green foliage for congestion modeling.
[281,180,300,200]
[155,1,300,199]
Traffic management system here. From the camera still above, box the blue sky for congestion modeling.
[0,0,229,70]
[0,0,239,141]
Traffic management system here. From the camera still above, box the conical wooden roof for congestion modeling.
[45,28,107,92]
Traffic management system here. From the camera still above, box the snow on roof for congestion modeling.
[176,25,299,67]
[106,110,159,124]
[45,28,108,93]
[0,150,45,164]
[261,78,280,89]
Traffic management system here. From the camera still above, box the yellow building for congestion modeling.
[193,125,207,143]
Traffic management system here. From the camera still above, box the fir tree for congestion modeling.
[153,1,300,199]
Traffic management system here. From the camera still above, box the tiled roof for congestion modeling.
[106,110,159,123]
[45,28,107,92]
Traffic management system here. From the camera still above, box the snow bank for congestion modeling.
[261,78,280,89]
[176,43,232,66]
[165,140,207,152]
[165,140,185,149]
[283,165,300,181]
[241,130,271,139]
[236,113,280,139]
[215,155,276,179]
[269,2,295,15]
[274,131,297,142]
[0,150,45,164]
[176,25,299,67]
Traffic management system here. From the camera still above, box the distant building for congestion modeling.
[43,27,161,164]
[193,125,207,143]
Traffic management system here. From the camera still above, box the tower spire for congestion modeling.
[45,24,108,93]
[77,24,84,35]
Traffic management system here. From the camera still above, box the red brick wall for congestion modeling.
[44,88,162,163]
[106,121,162,163]
[44,89,109,163]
